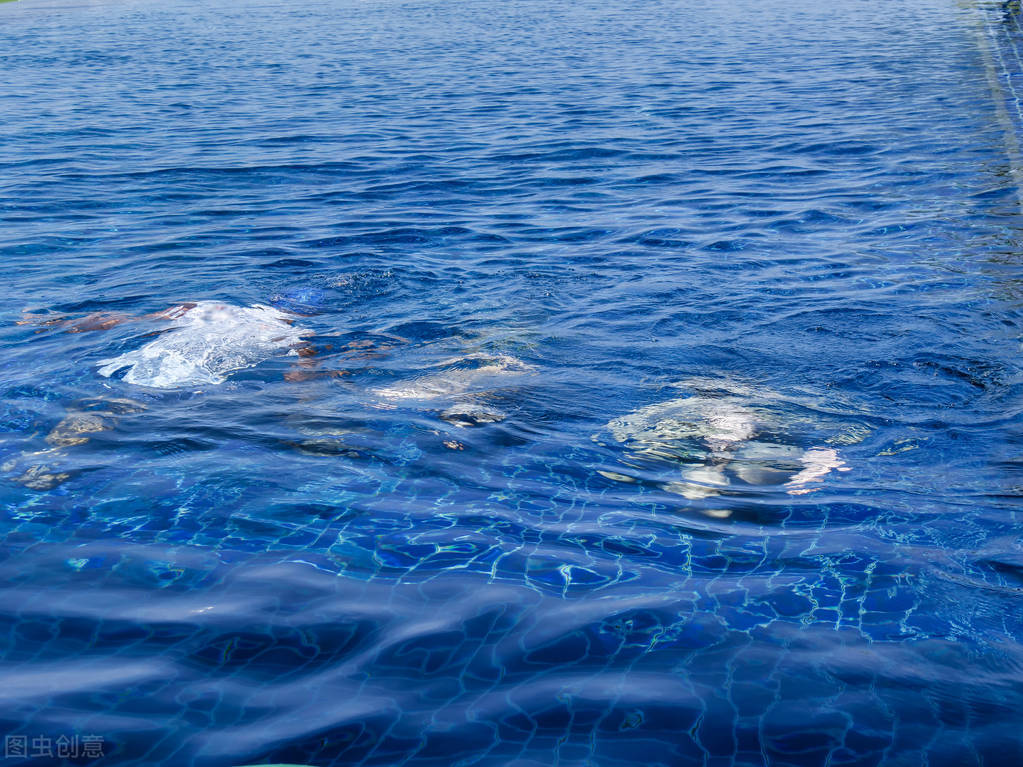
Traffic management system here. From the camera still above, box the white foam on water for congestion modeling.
[96,302,311,389]
[785,447,850,495]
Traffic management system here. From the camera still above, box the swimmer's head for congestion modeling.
[269,288,329,316]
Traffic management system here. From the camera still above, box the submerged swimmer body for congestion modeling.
[21,299,323,389]
[7,292,369,489]
[2,397,147,490]
[373,353,534,427]
[599,379,857,501]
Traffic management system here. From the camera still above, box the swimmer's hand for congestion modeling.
[150,303,197,321]
[16,312,67,329]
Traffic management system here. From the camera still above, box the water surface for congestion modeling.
[2,0,1023,765]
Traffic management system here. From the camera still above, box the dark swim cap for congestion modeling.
[269,287,329,316]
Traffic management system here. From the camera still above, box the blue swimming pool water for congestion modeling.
[2,0,1023,764]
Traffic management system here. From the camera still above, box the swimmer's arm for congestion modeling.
[16,311,131,333]
[282,336,405,382]
[284,345,350,382]
[17,303,197,333]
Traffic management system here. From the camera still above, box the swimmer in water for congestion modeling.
[18,290,354,388]
[598,378,859,501]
